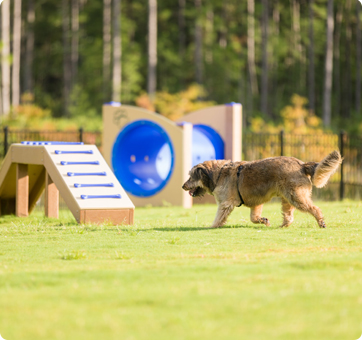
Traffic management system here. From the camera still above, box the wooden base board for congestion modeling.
[16,164,29,217]
[79,208,134,225]
[45,173,59,219]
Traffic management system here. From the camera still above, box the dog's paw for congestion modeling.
[319,220,326,228]
[279,223,291,228]
[209,224,220,229]
[260,217,270,226]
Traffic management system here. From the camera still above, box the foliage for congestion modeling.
[136,84,215,121]
[135,92,155,112]
[249,94,325,134]
[67,85,103,131]
[0,202,362,339]
[2,92,102,131]
[1,0,361,132]
[244,95,338,162]
[3,92,51,128]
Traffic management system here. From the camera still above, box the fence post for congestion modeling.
[280,130,284,156]
[79,127,83,143]
[339,130,345,201]
[4,126,8,156]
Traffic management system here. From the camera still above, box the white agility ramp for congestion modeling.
[0,142,134,225]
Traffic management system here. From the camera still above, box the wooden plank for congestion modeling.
[79,210,85,224]
[179,105,228,141]
[45,172,59,218]
[16,163,29,217]
[80,208,134,225]
[181,122,193,208]
[0,146,16,197]
[11,145,44,165]
[129,208,134,225]
[225,104,242,161]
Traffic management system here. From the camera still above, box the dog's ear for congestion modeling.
[197,165,216,192]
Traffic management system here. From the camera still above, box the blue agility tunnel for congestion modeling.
[103,103,241,207]
[111,120,224,197]
[192,124,224,166]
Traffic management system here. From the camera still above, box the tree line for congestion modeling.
[0,0,361,131]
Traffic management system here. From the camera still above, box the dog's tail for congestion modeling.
[303,150,342,188]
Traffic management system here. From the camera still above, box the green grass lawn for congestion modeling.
[1,201,362,340]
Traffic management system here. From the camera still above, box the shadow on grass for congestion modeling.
[151,224,271,232]
[45,222,273,233]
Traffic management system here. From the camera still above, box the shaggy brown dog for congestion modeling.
[182,151,342,228]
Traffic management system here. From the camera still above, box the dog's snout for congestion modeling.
[182,180,190,190]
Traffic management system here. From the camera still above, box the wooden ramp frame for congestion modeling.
[0,143,134,225]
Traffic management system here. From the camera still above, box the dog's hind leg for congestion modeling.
[280,198,295,228]
[210,203,235,228]
[284,192,326,228]
[250,205,270,226]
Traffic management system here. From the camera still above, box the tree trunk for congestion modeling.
[25,0,35,94]
[247,0,258,97]
[308,0,315,114]
[205,7,213,64]
[178,0,186,89]
[194,0,203,85]
[343,0,352,119]
[271,1,280,118]
[62,0,71,116]
[12,0,22,107]
[292,0,302,93]
[71,0,79,89]
[1,0,11,115]
[292,0,302,56]
[356,2,361,116]
[103,0,112,101]
[147,0,157,99]
[178,0,185,60]
[112,0,122,102]
[219,4,227,48]
[322,0,334,127]
[261,0,268,117]
[334,4,343,118]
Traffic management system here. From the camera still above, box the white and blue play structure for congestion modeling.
[0,141,134,224]
[103,103,242,208]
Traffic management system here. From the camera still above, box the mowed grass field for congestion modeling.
[1,201,362,340]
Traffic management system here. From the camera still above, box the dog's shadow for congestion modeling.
[151,224,272,232]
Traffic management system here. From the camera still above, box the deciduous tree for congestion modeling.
[12,0,22,107]
[1,0,11,115]
[112,0,122,102]
[323,0,334,127]
[147,0,157,99]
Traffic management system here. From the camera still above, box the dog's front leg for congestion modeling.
[210,202,235,228]
[250,205,270,226]
[280,198,295,227]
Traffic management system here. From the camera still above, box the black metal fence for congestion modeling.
[0,127,102,159]
[243,130,362,200]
